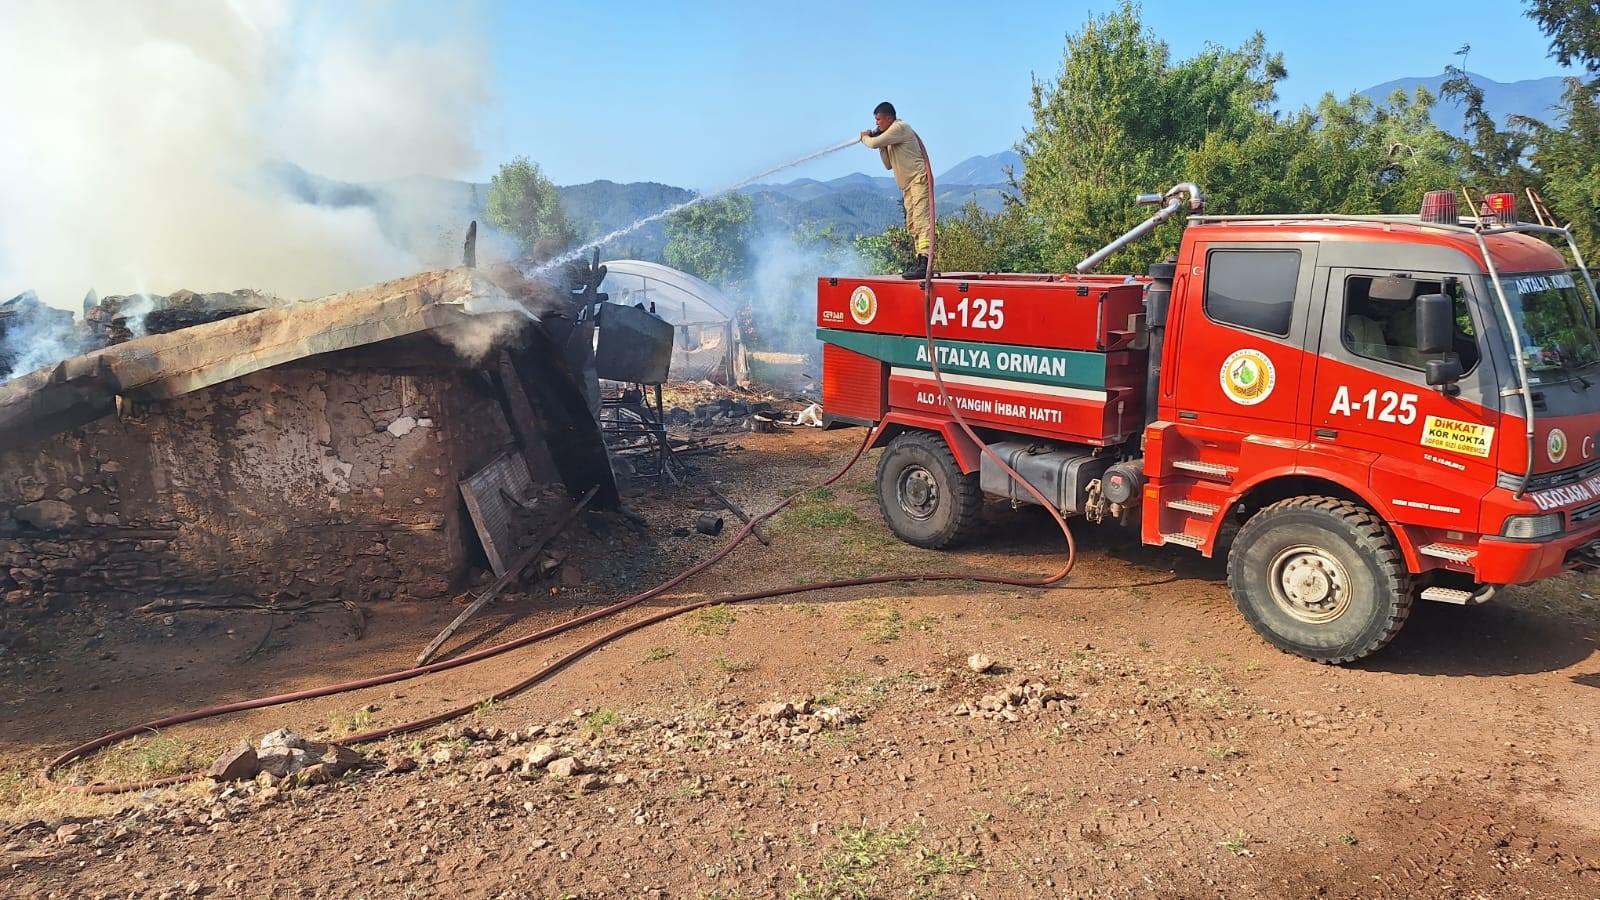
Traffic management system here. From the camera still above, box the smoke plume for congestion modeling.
[0,1,490,309]
[747,228,870,362]
[0,293,80,381]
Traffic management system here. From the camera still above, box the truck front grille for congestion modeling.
[1572,499,1600,524]
[1498,458,1600,493]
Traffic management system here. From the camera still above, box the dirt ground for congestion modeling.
[5,423,1600,899]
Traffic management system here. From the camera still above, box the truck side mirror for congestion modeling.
[1425,356,1464,387]
[1416,293,1454,354]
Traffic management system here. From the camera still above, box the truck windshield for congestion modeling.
[1499,270,1600,383]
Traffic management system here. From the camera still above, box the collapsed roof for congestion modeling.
[0,267,524,453]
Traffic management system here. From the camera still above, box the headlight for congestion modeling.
[1501,513,1564,539]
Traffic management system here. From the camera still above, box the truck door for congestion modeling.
[1162,242,1320,444]
[1307,268,1500,531]
[1147,242,1321,551]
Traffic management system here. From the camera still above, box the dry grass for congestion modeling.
[844,598,905,644]
[1,742,214,824]
[1504,572,1600,621]
[681,604,738,637]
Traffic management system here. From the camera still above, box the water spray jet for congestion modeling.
[520,137,861,279]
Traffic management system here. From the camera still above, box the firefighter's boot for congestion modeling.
[901,255,928,280]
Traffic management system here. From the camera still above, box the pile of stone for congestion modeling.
[207,727,365,789]
[746,699,862,742]
[949,680,1075,722]
[645,699,865,754]
[377,719,616,794]
[201,698,870,810]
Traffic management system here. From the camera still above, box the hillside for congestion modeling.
[268,152,1024,265]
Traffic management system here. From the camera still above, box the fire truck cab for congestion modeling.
[817,187,1600,663]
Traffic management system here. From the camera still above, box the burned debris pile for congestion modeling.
[95,289,272,340]
[0,292,77,381]
[663,397,783,433]
[1,288,274,382]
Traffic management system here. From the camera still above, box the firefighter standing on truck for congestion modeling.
[860,101,931,280]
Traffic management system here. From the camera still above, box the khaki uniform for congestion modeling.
[862,120,931,256]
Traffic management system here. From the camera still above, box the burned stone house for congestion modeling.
[0,267,615,611]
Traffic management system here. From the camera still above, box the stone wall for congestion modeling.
[0,358,519,610]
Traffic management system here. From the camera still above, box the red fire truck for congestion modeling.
[817,184,1600,663]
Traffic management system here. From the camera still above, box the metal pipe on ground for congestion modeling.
[708,485,770,546]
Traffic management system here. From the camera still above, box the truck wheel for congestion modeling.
[1227,496,1411,664]
[876,431,982,549]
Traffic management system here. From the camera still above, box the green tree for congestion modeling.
[1522,1,1600,261]
[792,224,855,269]
[664,193,754,287]
[1019,1,1285,273]
[485,156,574,258]
[1518,79,1600,259]
[1187,88,1460,217]
[1526,0,1600,75]
[1441,66,1543,199]
[855,226,912,276]
[931,200,1047,274]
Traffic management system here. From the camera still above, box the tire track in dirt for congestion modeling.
[792,710,1266,869]
[1266,777,1600,898]
[780,671,1599,897]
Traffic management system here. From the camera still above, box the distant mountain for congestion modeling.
[559,180,694,259]
[740,152,1023,229]
[1356,71,1569,135]
[937,151,1022,187]
[743,186,903,238]
[742,173,897,204]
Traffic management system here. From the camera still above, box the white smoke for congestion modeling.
[435,311,532,365]
[440,291,542,364]
[112,293,159,340]
[0,0,490,309]
[747,228,870,360]
[4,329,81,380]
[0,294,81,380]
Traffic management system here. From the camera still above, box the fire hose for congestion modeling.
[41,140,1163,795]
[910,133,1080,576]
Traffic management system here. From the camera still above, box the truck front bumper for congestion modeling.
[1474,528,1600,584]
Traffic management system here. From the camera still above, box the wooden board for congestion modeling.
[459,450,534,576]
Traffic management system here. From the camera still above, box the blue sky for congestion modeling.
[0,0,1579,308]
[465,0,1577,191]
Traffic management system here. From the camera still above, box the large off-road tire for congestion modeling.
[1226,496,1412,664]
[876,431,983,549]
